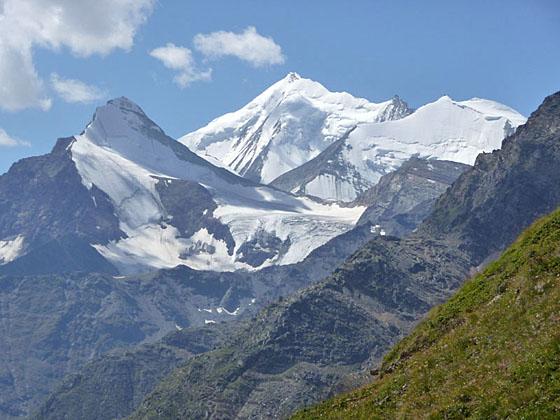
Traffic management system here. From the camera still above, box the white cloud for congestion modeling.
[0,128,30,147]
[150,43,212,88]
[0,40,52,111]
[193,26,285,67]
[0,0,154,111]
[50,73,107,103]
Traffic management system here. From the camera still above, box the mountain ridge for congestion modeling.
[181,73,525,202]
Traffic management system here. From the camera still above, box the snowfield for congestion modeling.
[0,235,25,265]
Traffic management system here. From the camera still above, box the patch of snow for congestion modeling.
[458,97,527,127]
[204,320,216,325]
[214,199,364,267]
[304,174,358,202]
[216,306,241,316]
[0,235,25,265]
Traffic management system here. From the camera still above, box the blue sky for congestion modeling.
[0,0,559,173]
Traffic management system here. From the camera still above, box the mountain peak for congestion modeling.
[436,94,454,103]
[284,71,301,83]
[385,95,413,119]
[85,96,162,144]
[104,96,146,116]
[525,90,560,134]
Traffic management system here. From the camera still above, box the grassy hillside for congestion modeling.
[295,207,560,419]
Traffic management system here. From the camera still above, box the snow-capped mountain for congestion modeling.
[179,72,412,184]
[0,97,363,275]
[181,74,526,202]
[271,95,527,201]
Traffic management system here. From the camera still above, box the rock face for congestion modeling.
[0,137,121,275]
[123,92,560,419]
[355,157,470,237]
[182,73,525,202]
[1,223,379,419]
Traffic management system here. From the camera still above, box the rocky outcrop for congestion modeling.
[355,157,470,237]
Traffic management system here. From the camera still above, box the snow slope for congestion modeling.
[70,97,364,274]
[179,72,412,184]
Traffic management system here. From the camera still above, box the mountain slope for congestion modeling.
[420,91,560,263]
[181,74,525,202]
[295,207,560,419]
[131,237,470,420]
[180,72,412,186]
[0,97,364,275]
[33,325,232,420]
[5,223,378,420]
[129,91,559,419]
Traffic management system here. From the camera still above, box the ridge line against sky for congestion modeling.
[0,0,558,173]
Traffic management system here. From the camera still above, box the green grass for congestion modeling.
[294,208,560,419]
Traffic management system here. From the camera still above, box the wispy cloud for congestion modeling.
[150,43,212,88]
[194,26,285,67]
[50,74,107,104]
[0,128,30,147]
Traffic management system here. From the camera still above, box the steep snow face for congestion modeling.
[277,95,527,202]
[179,72,412,184]
[70,97,364,273]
